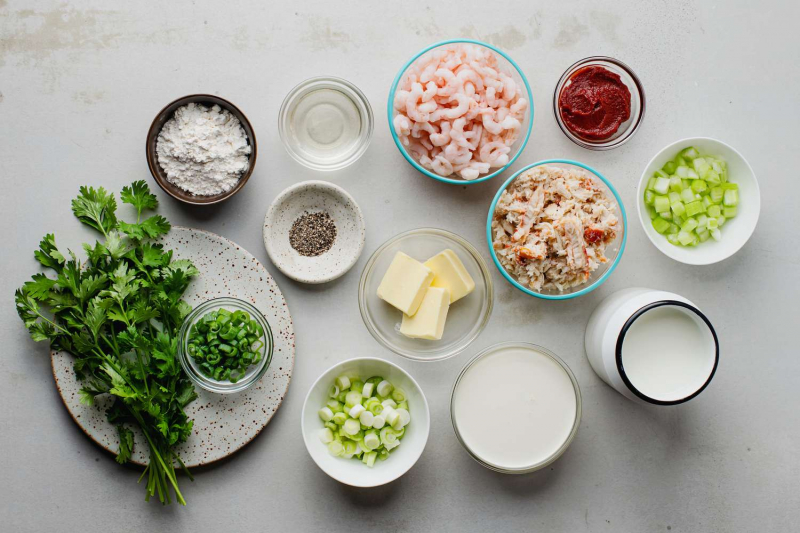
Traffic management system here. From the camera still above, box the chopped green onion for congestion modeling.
[318,374,409,467]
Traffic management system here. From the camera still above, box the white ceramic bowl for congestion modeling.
[263,181,366,283]
[301,357,430,487]
[637,137,760,265]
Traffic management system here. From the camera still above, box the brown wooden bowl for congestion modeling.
[146,94,257,205]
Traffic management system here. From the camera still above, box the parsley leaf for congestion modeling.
[121,180,158,219]
[71,186,118,236]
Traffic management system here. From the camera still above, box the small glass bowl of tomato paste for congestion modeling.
[553,56,645,151]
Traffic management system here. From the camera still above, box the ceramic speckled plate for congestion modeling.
[51,226,295,467]
[263,180,365,284]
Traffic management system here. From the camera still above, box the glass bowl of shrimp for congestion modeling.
[388,39,534,185]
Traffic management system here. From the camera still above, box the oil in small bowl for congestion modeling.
[279,77,374,171]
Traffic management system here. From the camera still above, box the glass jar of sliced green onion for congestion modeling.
[178,298,273,394]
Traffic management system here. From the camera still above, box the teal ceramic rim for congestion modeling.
[485,159,628,300]
[387,39,534,185]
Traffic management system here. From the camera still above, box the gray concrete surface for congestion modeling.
[1,1,797,531]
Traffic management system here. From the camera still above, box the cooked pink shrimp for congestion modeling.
[393,114,411,137]
[429,121,451,147]
[405,83,430,122]
[432,155,454,176]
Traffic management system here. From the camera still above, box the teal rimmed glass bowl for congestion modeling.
[387,39,534,185]
[486,160,627,300]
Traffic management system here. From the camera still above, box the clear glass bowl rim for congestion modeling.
[450,341,582,474]
[387,38,535,185]
[178,297,274,394]
[278,76,375,171]
[552,55,646,151]
[485,159,628,300]
[358,227,494,362]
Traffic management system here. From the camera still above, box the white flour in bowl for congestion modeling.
[156,103,252,196]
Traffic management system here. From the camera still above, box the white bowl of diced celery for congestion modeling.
[638,137,760,265]
[301,357,430,487]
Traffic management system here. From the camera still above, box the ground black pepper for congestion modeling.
[289,211,337,257]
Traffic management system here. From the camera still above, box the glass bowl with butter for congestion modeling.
[358,228,493,361]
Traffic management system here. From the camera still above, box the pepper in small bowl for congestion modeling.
[187,308,265,382]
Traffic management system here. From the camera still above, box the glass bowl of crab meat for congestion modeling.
[486,160,627,300]
[388,39,534,185]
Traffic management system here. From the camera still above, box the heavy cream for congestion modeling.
[452,344,579,472]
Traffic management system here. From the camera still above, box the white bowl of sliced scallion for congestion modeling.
[301,357,430,487]
[637,137,760,265]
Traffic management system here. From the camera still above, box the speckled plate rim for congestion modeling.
[50,225,296,468]
[263,180,366,284]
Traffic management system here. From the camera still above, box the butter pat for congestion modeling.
[377,252,434,315]
[400,287,451,340]
[424,249,475,304]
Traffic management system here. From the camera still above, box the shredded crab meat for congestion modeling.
[393,44,527,180]
[491,165,619,292]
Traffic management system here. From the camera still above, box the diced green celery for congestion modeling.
[647,205,658,220]
[680,188,695,204]
[667,223,680,235]
[673,215,684,226]
[691,179,708,194]
[666,233,681,246]
[705,171,721,185]
[685,200,705,217]
[663,160,678,174]
[676,166,690,178]
[721,182,738,190]
[698,231,711,243]
[706,218,719,230]
[654,177,670,195]
[661,211,672,220]
[710,187,724,204]
[671,201,686,217]
[686,168,699,179]
[682,179,692,190]
[669,177,683,192]
[723,189,739,206]
[652,217,670,234]
[654,169,669,179]
[693,157,711,177]
[678,231,695,246]
[697,214,708,227]
[680,147,700,160]
[674,155,688,167]
[668,191,681,204]
[723,206,737,218]
[717,215,726,227]
[702,196,713,209]
[681,218,699,232]
[711,228,722,241]
[707,204,721,218]
[710,159,725,175]
[644,190,655,205]
[654,195,670,213]
[647,176,657,191]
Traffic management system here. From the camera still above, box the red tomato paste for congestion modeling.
[558,66,631,141]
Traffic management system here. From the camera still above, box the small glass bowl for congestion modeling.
[178,297,274,394]
[450,342,582,474]
[486,160,628,300]
[553,56,645,150]
[388,39,534,185]
[278,76,374,171]
[358,228,493,362]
